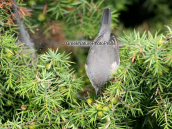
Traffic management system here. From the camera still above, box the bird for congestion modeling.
[85,7,120,96]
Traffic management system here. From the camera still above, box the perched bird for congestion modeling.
[85,8,120,95]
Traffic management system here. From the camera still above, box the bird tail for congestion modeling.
[99,8,111,35]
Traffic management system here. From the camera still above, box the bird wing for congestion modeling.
[108,33,120,71]
[109,33,119,53]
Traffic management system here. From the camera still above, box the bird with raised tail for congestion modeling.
[85,8,120,96]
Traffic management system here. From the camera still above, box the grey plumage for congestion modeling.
[12,0,36,59]
[12,1,34,50]
[85,8,120,95]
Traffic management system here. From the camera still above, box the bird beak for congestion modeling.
[95,88,99,96]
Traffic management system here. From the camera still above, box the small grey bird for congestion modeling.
[85,8,120,95]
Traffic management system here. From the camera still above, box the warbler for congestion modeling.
[85,8,120,95]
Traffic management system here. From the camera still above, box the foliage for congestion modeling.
[0,0,172,129]
[114,28,172,128]
[21,0,119,40]
[0,33,83,128]
[1,28,172,129]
